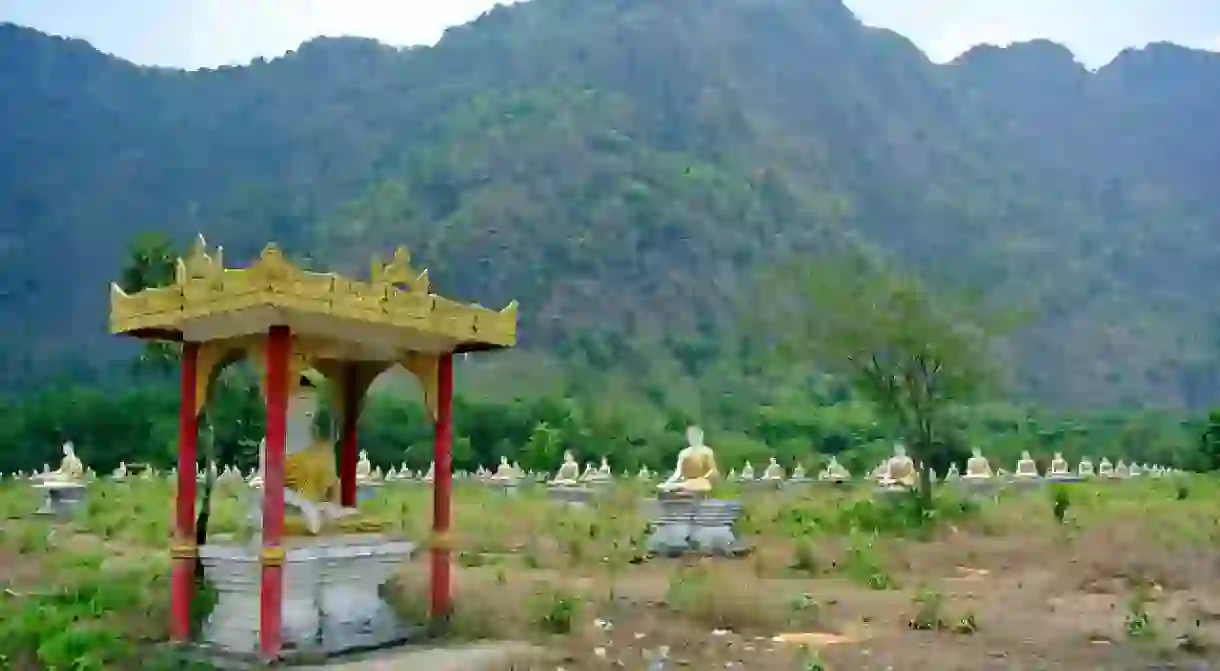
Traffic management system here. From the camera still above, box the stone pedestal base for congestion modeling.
[547,485,594,505]
[33,483,86,518]
[953,478,1004,496]
[646,497,745,557]
[1047,475,1084,484]
[486,480,519,497]
[356,484,382,504]
[198,534,416,656]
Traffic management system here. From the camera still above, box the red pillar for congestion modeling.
[430,352,454,622]
[339,365,360,508]
[259,325,290,659]
[170,341,200,642]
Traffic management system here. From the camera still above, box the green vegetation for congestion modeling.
[1,1,1220,408]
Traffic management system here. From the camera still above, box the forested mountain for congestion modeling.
[2,0,1219,408]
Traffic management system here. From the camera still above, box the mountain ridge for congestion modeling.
[1,0,1219,408]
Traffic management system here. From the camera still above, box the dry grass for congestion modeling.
[2,475,1219,669]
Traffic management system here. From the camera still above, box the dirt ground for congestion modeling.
[383,486,1220,670]
[3,479,1219,670]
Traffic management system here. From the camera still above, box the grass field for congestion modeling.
[1,475,1218,669]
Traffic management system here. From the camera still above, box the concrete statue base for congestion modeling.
[198,534,416,656]
[32,482,86,518]
[646,495,746,557]
[546,485,595,506]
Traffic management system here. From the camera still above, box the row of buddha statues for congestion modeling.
[5,437,1184,495]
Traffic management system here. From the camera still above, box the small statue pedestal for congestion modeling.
[487,479,519,497]
[32,481,86,518]
[646,493,745,557]
[356,483,381,504]
[546,484,594,505]
[954,477,1003,497]
[198,534,417,656]
[1009,475,1046,490]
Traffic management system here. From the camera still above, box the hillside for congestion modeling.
[1,0,1219,408]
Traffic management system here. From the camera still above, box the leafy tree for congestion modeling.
[1198,409,1220,472]
[118,232,180,378]
[755,252,1018,508]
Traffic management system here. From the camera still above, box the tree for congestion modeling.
[119,232,180,378]
[1198,409,1220,472]
[755,252,1018,508]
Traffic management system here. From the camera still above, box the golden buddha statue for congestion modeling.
[255,371,387,536]
[658,426,720,494]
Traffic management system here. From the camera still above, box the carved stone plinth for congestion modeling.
[953,477,1004,497]
[547,485,594,505]
[198,534,416,656]
[646,496,745,557]
[486,480,519,497]
[33,482,86,518]
[356,483,381,504]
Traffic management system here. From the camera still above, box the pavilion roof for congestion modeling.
[110,235,517,356]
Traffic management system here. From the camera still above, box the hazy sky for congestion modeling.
[2,0,1219,70]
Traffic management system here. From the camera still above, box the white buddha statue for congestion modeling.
[596,457,612,480]
[1128,462,1142,477]
[760,457,785,481]
[879,443,916,488]
[386,467,398,481]
[422,461,435,483]
[111,461,128,480]
[636,465,652,480]
[739,462,756,481]
[1014,451,1040,479]
[551,450,580,485]
[491,456,518,481]
[657,425,720,494]
[1113,460,1130,479]
[33,442,85,484]
[964,447,993,480]
[944,463,960,480]
[790,463,808,481]
[1077,457,1095,477]
[819,456,850,483]
[1048,452,1070,478]
[355,450,373,483]
[1097,457,1114,478]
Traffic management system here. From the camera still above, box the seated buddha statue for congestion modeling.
[355,450,373,484]
[819,456,850,483]
[111,461,128,481]
[33,442,85,484]
[944,463,960,480]
[964,448,993,480]
[1113,460,1130,479]
[879,443,916,488]
[1048,452,1070,478]
[657,426,720,494]
[636,465,652,480]
[1077,457,1095,477]
[1129,462,1142,477]
[760,457,785,481]
[491,456,518,481]
[251,373,386,537]
[739,462,756,481]
[790,463,808,481]
[1014,451,1040,479]
[1097,457,1114,478]
[551,450,580,485]
[595,457,612,480]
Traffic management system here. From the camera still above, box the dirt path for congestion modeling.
[297,642,547,670]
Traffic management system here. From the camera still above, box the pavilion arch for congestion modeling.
[110,235,517,658]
